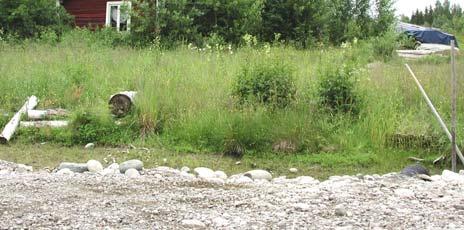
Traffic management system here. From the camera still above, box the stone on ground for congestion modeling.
[289,168,298,173]
[58,162,88,173]
[16,164,33,173]
[244,170,272,181]
[125,168,141,178]
[56,168,74,175]
[119,159,143,173]
[194,167,216,179]
[214,171,227,180]
[84,143,95,149]
[401,164,429,176]
[181,219,206,229]
[86,160,103,173]
[441,170,464,183]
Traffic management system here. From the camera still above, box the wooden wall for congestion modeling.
[63,0,108,27]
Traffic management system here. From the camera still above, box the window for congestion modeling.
[106,1,131,31]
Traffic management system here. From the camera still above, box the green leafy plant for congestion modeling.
[232,60,296,108]
[0,0,72,39]
[318,65,361,115]
[371,31,397,61]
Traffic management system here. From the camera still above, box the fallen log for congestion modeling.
[0,96,38,144]
[109,91,137,117]
[20,120,69,128]
[27,109,68,120]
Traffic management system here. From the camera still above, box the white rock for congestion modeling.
[0,169,10,175]
[212,217,229,227]
[289,168,298,173]
[329,175,342,181]
[155,166,179,174]
[244,169,272,181]
[84,143,95,149]
[125,168,140,178]
[228,175,253,184]
[431,175,442,181]
[363,175,375,181]
[100,163,120,175]
[395,188,415,198]
[293,203,311,212]
[194,167,216,179]
[56,168,74,175]
[205,177,225,185]
[86,160,103,173]
[442,170,464,183]
[180,171,196,179]
[296,176,319,185]
[16,164,33,173]
[272,176,289,184]
[214,171,228,180]
[460,170,464,175]
[254,179,270,185]
[181,219,206,229]
[119,159,143,173]
[181,166,190,173]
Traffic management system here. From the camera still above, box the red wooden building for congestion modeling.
[59,0,131,31]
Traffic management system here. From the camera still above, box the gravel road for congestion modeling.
[1,160,464,229]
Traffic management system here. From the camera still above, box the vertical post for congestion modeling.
[451,40,457,172]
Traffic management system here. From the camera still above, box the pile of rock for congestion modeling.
[0,160,33,174]
[56,159,143,178]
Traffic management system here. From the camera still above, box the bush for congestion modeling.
[0,0,72,39]
[371,31,397,61]
[397,33,418,49]
[318,65,361,115]
[232,60,296,108]
[70,111,139,145]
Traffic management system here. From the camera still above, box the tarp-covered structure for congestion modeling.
[396,22,459,47]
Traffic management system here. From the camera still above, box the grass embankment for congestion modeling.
[0,32,463,177]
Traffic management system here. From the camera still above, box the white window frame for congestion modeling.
[105,1,132,31]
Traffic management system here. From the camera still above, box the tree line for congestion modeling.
[405,0,463,33]
[131,0,395,47]
[0,0,396,48]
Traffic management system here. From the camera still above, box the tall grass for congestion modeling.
[0,30,463,164]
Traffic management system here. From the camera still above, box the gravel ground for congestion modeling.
[1,160,464,229]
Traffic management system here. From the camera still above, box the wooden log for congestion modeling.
[27,109,69,120]
[109,91,137,117]
[20,120,69,128]
[0,96,38,144]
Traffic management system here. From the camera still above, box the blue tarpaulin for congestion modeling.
[396,22,459,47]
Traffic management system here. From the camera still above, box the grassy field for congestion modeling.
[0,31,463,177]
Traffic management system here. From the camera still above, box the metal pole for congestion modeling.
[405,64,464,165]
[451,40,457,172]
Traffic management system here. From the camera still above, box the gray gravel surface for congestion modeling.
[1,160,464,229]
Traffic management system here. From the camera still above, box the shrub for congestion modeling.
[232,60,296,108]
[318,65,361,115]
[371,31,397,61]
[0,0,72,39]
[397,33,418,49]
[70,110,139,145]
